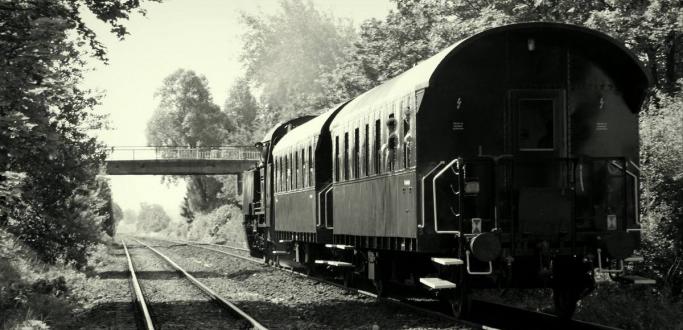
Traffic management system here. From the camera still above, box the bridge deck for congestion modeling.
[104,146,259,175]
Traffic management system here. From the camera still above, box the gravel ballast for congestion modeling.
[127,241,249,329]
[141,238,470,329]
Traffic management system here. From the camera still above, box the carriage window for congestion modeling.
[285,155,290,191]
[403,108,412,168]
[519,99,554,150]
[387,113,397,171]
[278,158,282,192]
[343,132,349,180]
[335,136,340,182]
[364,124,369,176]
[353,128,360,179]
[374,119,381,174]
[308,145,313,186]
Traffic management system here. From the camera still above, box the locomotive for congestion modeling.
[241,22,652,318]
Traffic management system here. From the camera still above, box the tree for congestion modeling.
[112,202,123,229]
[240,0,356,118]
[147,69,230,147]
[146,69,232,214]
[122,208,137,226]
[0,0,157,266]
[223,77,261,145]
[136,203,171,233]
[180,196,194,224]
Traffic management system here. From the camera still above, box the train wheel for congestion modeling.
[552,286,578,318]
[447,288,471,319]
[373,278,386,297]
[343,271,354,287]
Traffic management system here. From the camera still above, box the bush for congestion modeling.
[639,86,683,294]
[5,185,106,269]
[167,204,247,247]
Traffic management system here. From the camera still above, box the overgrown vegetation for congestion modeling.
[1,0,156,327]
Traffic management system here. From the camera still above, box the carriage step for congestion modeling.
[325,244,355,250]
[278,239,293,244]
[624,256,644,263]
[314,260,354,268]
[621,275,656,285]
[431,257,464,266]
[271,250,290,255]
[419,277,457,290]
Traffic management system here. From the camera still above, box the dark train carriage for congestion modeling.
[271,104,345,244]
[242,115,314,256]
[245,22,652,318]
[325,22,649,316]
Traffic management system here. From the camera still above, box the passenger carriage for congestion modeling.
[242,22,652,318]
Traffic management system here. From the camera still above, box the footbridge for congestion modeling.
[104,146,260,175]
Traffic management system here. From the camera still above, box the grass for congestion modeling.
[0,229,120,329]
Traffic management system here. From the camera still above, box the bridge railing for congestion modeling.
[106,146,261,161]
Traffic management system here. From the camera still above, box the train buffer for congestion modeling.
[431,257,464,266]
[419,277,457,290]
[271,250,290,256]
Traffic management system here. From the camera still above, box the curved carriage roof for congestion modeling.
[260,115,316,144]
[330,22,650,130]
[272,103,346,155]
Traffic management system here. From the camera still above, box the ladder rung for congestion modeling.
[314,260,354,268]
[419,277,457,290]
[324,244,354,250]
[431,257,464,266]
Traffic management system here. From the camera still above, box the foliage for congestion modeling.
[239,0,356,119]
[112,202,123,228]
[183,205,246,246]
[0,0,156,265]
[180,196,194,224]
[135,202,171,233]
[146,69,232,214]
[224,77,259,141]
[146,69,230,147]
[639,86,683,294]
[94,177,116,237]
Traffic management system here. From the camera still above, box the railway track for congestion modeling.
[121,239,267,330]
[161,238,622,330]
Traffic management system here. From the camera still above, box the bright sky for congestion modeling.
[84,0,393,221]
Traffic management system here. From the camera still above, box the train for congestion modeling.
[241,22,652,318]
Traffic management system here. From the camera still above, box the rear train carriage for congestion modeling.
[242,22,652,318]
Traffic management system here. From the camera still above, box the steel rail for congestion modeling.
[165,237,622,330]
[157,238,485,329]
[122,240,155,330]
[132,238,268,330]
[171,239,250,252]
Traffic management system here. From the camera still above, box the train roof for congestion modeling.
[260,115,316,144]
[330,22,650,130]
[272,103,346,155]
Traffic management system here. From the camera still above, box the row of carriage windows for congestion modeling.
[334,106,416,183]
[275,97,418,191]
[275,145,314,193]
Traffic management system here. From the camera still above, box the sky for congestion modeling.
[84,0,393,221]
